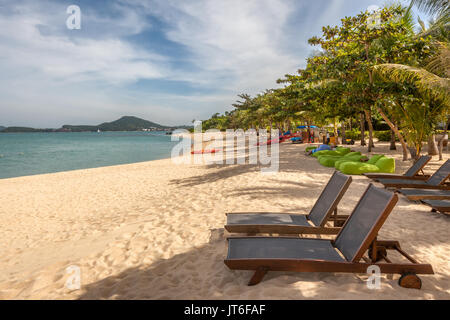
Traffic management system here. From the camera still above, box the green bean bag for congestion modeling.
[334,156,365,171]
[319,156,343,167]
[367,154,385,165]
[339,162,381,175]
[312,150,338,158]
[335,147,351,155]
[375,157,395,173]
[306,146,317,152]
[338,156,395,175]
[334,159,349,170]
[343,151,361,158]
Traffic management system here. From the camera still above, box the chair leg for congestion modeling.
[248,267,269,286]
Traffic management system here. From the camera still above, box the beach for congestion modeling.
[0,141,449,300]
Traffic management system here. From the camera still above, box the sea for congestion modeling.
[0,131,179,179]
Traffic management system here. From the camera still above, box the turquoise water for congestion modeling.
[0,131,178,179]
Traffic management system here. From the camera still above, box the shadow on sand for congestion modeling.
[77,228,445,300]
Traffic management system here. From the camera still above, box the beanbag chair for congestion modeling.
[312,150,337,158]
[319,156,343,168]
[306,146,317,152]
[367,154,385,165]
[343,151,362,158]
[334,155,368,171]
[375,157,395,173]
[335,147,351,156]
[311,144,332,154]
[334,159,349,170]
[339,162,380,175]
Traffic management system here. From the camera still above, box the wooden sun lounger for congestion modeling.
[224,184,434,289]
[363,155,431,181]
[225,171,352,235]
[376,159,450,190]
[421,199,450,215]
[397,189,450,201]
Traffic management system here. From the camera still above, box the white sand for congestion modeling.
[0,141,449,299]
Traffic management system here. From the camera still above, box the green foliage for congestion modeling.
[345,130,368,140]
[374,130,397,141]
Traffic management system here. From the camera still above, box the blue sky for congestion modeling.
[0,0,429,127]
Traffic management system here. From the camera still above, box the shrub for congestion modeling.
[344,130,368,140]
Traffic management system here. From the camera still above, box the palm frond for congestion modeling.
[411,0,450,16]
[425,42,450,77]
[373,63,450,106]
[419,10,450,42]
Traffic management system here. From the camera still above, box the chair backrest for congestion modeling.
[307,171,352,227]
[404,155,431,177]
[426,159,450,186]
[334,184,398,262]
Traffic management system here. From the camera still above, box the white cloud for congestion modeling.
[0,1,167,84]
[121,0,303,93]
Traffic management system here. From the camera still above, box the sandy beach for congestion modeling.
[0,141,449,300]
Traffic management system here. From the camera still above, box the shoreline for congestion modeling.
[0,156,175,182]
[0,142,449,299]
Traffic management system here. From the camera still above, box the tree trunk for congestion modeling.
[341,121,347,145]
[427,134,439,156]
[438,119,449,161]
[360,112,366,146]
[413,141,423,160]
[364,109,375,152]
[377,107,408,161]
[306,121,311,143]
[334,117,339,145]
[408,146,418,160]
[390,130,396,150]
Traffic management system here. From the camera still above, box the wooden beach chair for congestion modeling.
[363,155,431,181]
[225,171,352,235]
[397,189,450,201]
[224,184,434,289]
[421,199,450,215]
[375,159,450,190]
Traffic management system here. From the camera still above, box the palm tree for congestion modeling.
[372,0,449,158]
[411,0,449,16]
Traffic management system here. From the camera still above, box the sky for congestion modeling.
[0,0,429,127]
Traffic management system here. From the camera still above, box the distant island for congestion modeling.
[0,116,193,133]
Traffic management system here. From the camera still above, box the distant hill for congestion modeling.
[2,127,54,133]
[99,116,169,131]
[62,116,171,132]
[0,116,189,133]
